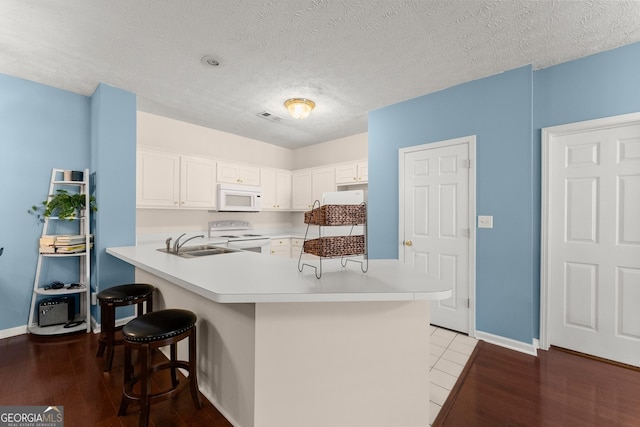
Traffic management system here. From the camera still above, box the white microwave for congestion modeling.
[217,183,262,212]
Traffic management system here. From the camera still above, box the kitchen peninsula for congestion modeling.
[107,244,451,427]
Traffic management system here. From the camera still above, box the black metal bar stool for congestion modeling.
[96,283,155,371]
[118,308,202,427]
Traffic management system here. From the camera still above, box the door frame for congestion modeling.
[540,112,640,350]
[398,135,477,336]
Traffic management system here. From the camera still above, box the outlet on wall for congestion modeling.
[478,215,494,229]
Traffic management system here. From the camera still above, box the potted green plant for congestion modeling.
[28,189,97,223]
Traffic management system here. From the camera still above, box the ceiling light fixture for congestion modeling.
[284,98,315,119]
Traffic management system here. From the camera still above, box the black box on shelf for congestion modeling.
[38,297,73,327]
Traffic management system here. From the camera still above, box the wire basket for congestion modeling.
[304,204,366,226]
[303,235,365,258]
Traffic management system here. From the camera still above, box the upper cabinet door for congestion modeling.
[260,168,277,208]
[335,163,358,184]
[137,149,180,208]
[261,168,292,210]
[311,167,336,204]
[357,161,368,183]
[180,156,217,209]
[217,162,260,186]
[292,171,312,211]
[335,161,368,184]
[275,170,292,210]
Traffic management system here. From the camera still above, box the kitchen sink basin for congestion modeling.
[157,245,238,258]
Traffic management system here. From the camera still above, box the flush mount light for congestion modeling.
[284,98,315,119]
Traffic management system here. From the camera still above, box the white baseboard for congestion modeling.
[198,388,242,427]
[475,330,538,356]
[0,325,28,340]
[2,314,136,339]
[91,314,135,334]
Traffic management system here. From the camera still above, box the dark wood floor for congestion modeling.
[2,332,639,426]
[0,331,231,427]
[434,340,640,427]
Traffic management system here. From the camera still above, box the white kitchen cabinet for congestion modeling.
[311,167,336,205]
[335,161,368,184]
[217,161,260,186]
[291,238,314,260]
[270,238,291,257]
[137,149,180,207]
[357,161,368,183]
[137,149,216,209]
[261,168,292,210]
[292,171,312,211]
[179,155,217,208]
[292,167,336,211]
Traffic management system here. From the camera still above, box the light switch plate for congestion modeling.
[478,215,493,229]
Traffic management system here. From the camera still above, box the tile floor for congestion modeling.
[428,325,478,425]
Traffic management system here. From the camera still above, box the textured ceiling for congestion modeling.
[2,1,640,149]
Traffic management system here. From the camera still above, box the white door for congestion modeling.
[400,137,475,334]
[543,114,640,366]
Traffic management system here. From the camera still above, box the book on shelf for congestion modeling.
[39,243,94,254]
[55,243,93,254]
[55,234,93,245]
[39,236,57,246]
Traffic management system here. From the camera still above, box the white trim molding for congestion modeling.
[0,325,28,340]
[476,330,538,356]
[91,314,135,334]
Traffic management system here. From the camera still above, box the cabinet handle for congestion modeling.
[353,177,356,181]
[404,240,413,246]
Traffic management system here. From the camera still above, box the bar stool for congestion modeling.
[118,309,202,427]
[96,283,155,371]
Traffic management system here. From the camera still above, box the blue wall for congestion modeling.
[0,74,90,331]
[368,41,640,345]
[369,66,536,344]
[0,74,136,333]
[90,83,137,320]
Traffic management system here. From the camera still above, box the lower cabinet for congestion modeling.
[291,238,315,260]
[270,238,291,257]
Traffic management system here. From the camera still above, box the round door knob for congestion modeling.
[405,240,413,246]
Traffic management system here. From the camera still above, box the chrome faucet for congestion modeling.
[173,233,204,253]
[165,237,172,252]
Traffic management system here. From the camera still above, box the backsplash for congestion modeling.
[136,209,302,243]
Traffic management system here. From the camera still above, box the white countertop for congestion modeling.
[107,243,451,304]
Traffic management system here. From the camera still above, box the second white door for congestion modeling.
[543,115,640,366]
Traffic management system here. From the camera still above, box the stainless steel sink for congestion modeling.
[157,245,238,258]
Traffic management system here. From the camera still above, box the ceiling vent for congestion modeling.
[257,111,284,123]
